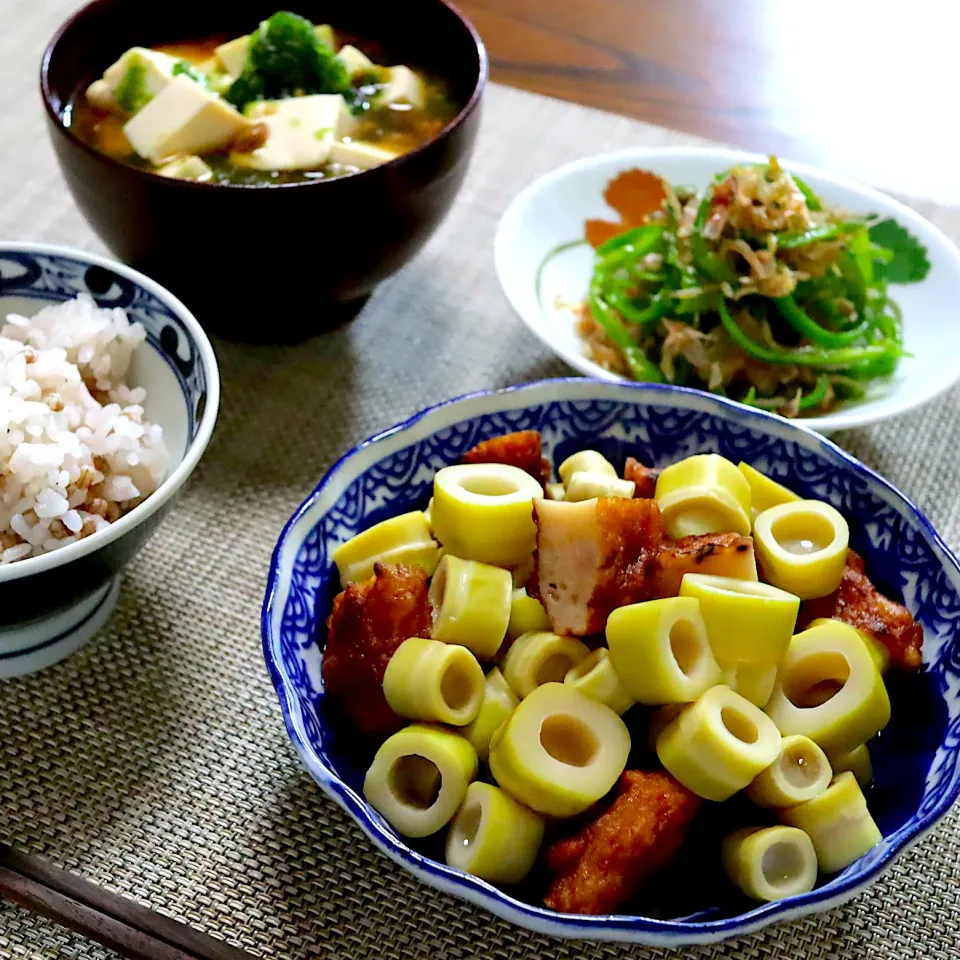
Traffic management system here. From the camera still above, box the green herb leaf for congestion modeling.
[114,61,150,113]
[172,60,202,83]
[171,60,228,94]
[868,218,931,284]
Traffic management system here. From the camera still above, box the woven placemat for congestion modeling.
[3,2,960,958]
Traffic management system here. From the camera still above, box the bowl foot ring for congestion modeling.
[0,576,122,678]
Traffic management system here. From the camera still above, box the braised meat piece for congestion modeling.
[545,770,700,915]
[463,430,551,487]
[800,549,923,671]
[650,532,757,598]
[322,563,433,738]
[623,457,658,499]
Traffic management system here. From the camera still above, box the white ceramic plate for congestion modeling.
[495,147,960,432]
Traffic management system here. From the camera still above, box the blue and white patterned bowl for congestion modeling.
[262,378,960,945]
[0,243,219,677]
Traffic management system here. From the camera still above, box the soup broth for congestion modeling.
[67,14,458,186]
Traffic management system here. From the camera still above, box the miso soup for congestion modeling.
[67,10,459,185]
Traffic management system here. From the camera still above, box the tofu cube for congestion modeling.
[378,66,426,110]
[337,44,376,78]
[124,75,249,164]
[98,47,181,113]
[329,139,401,172]
[215,35,250,77]
[231,95,355,171]
[156,155,213,182]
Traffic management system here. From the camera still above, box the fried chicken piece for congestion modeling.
[531,499,757,636]
[463,430,550,486]
[545,770,700,915]
[799,550,923,671]
[623,457,658,499]
[322,563,433,738]
[650,532,758,597]
[531,498,664,635]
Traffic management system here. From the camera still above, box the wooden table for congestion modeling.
[458,0,957,203]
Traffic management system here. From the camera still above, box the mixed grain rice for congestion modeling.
[0,294,167,564]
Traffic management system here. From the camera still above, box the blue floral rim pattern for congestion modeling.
[262,378,960,945]
[0,249,207,441]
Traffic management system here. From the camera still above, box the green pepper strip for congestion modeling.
[774,295,869,347]
[592,225,669,329]
[865,301,897,342]
[775,221,864,250]
[691,189,736,282]
[838,251,869,321]
[863,283,904,345]
[596,224,664,258]
[741,388,783,411]
[671,292,713,316]
[811,296,859,332]
[589,276,665,382]
[609,274,663,298]
[831,377,867,401]
[886,295,904,342]
[844,352,901,379]
[717,298,899,368]
[607,290,672,326]
[798,376,830,410]
[790,174,822,211]
[840,302,873,333]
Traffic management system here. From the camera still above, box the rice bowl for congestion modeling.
[0,294,168,564]
[0,242,218,677]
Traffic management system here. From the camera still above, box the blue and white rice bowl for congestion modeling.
[262,377,960,945]
[0,243,219,677]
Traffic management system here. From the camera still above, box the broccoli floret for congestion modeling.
[226,11,350,110]
[114,61,150,113]
[228,71,266,110]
